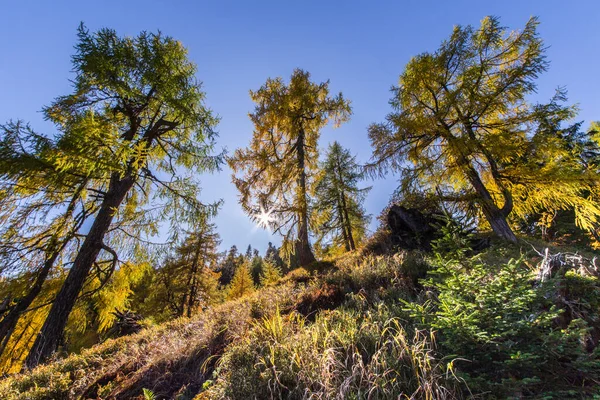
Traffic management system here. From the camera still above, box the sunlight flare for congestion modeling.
[255,206,277,231]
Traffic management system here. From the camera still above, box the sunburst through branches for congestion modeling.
[255,206,277,231]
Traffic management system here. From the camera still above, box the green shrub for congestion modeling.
[404,228,600,398]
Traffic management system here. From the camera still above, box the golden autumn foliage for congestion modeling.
[368,16,600,243]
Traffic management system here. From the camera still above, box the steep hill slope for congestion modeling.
[1,238,599,399]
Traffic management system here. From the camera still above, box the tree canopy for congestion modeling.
[367,16,600,242]
[0,24,223,368]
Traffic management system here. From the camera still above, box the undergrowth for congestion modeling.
[0,284,301,399]
[1,232,599,399]
[405,222,600,398]
[200,303,460,399]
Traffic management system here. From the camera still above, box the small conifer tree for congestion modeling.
[227,261,255,300]
[259,260,282,287]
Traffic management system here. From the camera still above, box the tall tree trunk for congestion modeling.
[186,245,202,318]
[337,199,351,252]
[334,153,356,251]
[295,127,316,266]
[186,275,196,318]
[340,192,356,251]
[24,174,135,369]
[464,124,514,218]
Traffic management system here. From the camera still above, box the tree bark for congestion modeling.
[186,243,203,318]
[444,132,518,243]
[334,152,355,251]
[24,174,135,369]
[295,127,316,266]
[340,191,356,251]
[463,164,518,243]
[337,199,351,252]
[463,124,514,218]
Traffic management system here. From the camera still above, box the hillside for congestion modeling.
[1,232,598,399]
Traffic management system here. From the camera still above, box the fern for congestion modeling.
[142,388,156,400]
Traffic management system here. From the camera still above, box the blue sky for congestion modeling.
[1,1,599,255]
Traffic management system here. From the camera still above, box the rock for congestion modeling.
[107,309,143,338]
[386,205,443,250]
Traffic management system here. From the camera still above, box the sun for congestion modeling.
[255,206,276,231]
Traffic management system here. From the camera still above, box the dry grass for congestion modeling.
[0,252,457,399]
[0,283,301,400]
[200,303,461,399]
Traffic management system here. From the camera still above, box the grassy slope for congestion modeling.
[0,282,302,399]
[0,249,428,399]
[0,239,598,399]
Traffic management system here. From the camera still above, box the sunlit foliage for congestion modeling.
[0,24,223,368]
[259,260,282,287]
[228,69,351,266]
[227,260,255,300]
[367,16,600,242]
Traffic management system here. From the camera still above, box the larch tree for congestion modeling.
[158,221,222,318]
[228,69,351,266]
[368,16,553,242]
[245,245,253,259]
[259,260,282,287]
[313,141,371,253]
[250,250,264,285]
[226,260,255,300]
[178,222,222,318]
[507,105,600,241]
[0,122,98,362]
[265,242,286,273]
[0,25,223,369]
[63,259,151,353]
[587,121,600,171]
[0,262,65,373]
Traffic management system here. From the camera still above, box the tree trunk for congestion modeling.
[464,165,517,243]
[340,192,356,251]
[334,153,355,251]
[0,252,56,356]
[446,133,517,243]
[24,174,135,369]
[186,245,202,318]
[295,127,316,266]
[337,199,351,252]
[484,207,518,242]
